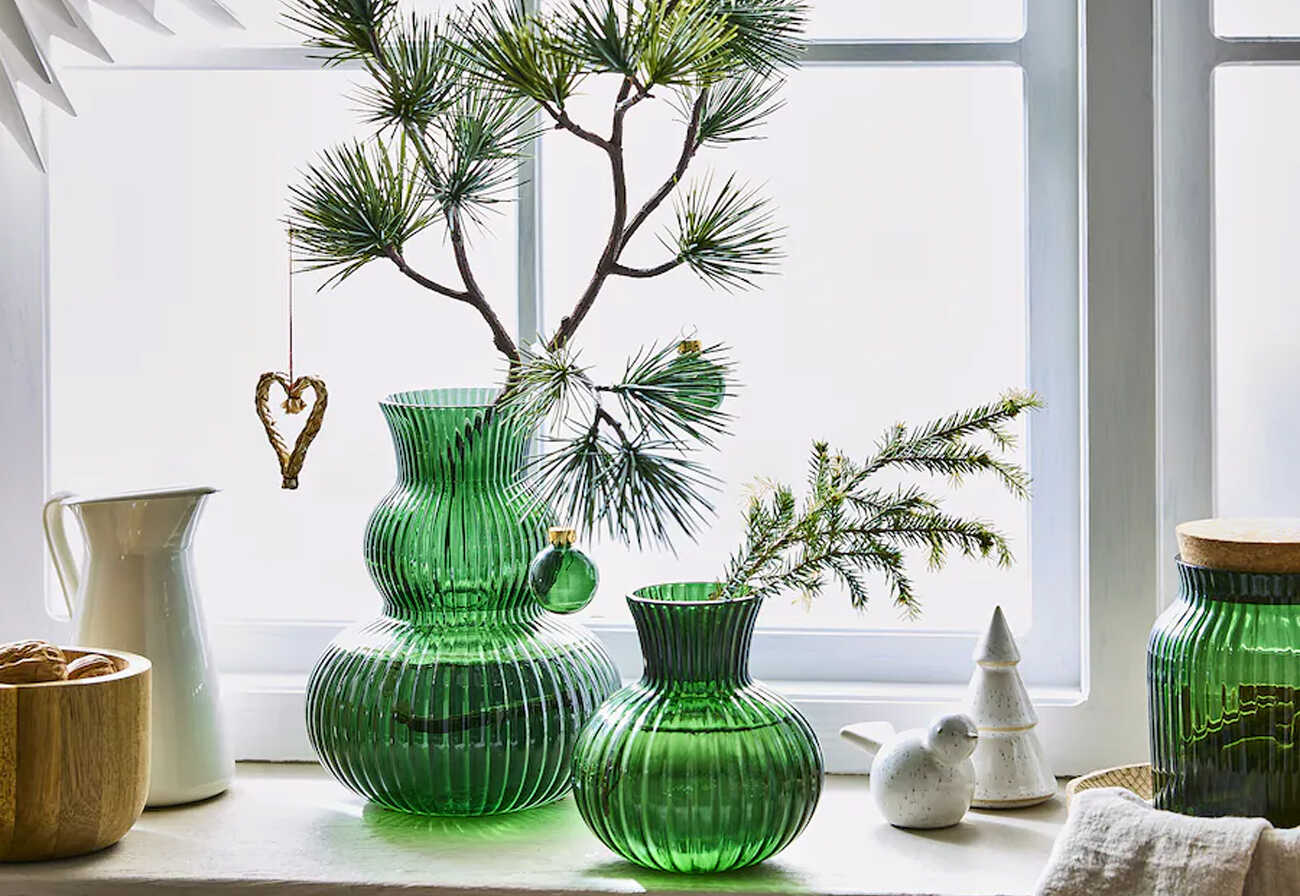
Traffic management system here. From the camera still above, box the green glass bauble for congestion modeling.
[1149,559,1300,826]
[676,339,726,410]
[305,389,620,816]
[529,528,599,614]
[572,582,823,873]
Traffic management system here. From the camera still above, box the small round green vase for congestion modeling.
[305,389,620,816]
[572,582,823,873]
[1149,559,1300,826]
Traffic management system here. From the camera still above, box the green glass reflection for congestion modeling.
[306,389,620,816]
[572,583,823,873]
[1148,560,1300,826]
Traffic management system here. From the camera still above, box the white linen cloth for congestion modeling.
[1035,787,1300,896]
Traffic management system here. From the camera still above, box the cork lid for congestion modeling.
[1177,518,1300,573]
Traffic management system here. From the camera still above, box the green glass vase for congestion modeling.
[306,389,620,816]
[572,583,823,873]
[1148,560,1300,826]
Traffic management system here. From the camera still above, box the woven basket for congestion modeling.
[1066,763,1153,804]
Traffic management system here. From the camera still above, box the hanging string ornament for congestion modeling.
[254,230,328,490]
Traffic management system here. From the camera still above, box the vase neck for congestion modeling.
[380,390,528,485]
[1178,559,1300,606]
[629,590,760,689]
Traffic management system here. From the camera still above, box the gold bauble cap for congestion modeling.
[548,526,577,547]
[1177,518,1300,573]
[677,339,702,355]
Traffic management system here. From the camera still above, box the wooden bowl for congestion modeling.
[0,648,150,862]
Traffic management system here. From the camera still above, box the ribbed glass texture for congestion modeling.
[1148,560,1300,826]
[572,583,823,872]
[306,389,620,816]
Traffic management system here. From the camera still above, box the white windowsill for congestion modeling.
[0,763,1068,896]
[221,673,1088,770]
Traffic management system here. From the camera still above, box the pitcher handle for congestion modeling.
[42,492,79,621]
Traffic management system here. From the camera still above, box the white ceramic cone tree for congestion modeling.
[965,605,1055,808]
[0,0,240,169]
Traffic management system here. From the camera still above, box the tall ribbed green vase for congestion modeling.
[1148,560,1300,826]
[306,389,620,816]
[572,583,823,873]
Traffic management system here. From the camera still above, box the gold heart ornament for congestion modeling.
[255,372,328,489]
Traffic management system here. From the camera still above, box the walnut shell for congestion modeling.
[0,656,68,683]
[0,639,65,664]
[66,653,117,680]
[0,640,67,683]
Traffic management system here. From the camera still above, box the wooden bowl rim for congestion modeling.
[0,646,150,689]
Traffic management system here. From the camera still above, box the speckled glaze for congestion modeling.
[841,715,978,829]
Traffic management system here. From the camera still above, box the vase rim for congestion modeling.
[629,582,761,607]
[381,387,502,409]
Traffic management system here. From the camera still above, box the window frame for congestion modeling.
[1155,1,1300,605]
[0,0,1164,774]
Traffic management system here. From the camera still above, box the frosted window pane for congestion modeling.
[1215,67,1300,515]
[542,67,1029,632]
[1215,0,1300,37]
[808,1,1024,41]
[48,69,517,621]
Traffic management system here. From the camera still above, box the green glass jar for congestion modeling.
[306,389,620,816]
[572,583,823,873]
[1148,559,1300,825]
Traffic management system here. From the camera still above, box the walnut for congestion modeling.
[0,640,68,683]
[66,653,117,680]
[0,639,67,683]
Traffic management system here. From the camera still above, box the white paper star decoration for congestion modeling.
[0,0,241,169]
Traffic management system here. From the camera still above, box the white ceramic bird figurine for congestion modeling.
[840,714,979,829]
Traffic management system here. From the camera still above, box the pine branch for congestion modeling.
[667,173,784,291]
[602,341,734,445]
[678,70,786,146]
[287,138,436,286]
[284,0,396,62]
[500,339,735,546]
[358,12,458,131]
[454,0,586,108]
[714,393,1041,616]
[702,0,808,74]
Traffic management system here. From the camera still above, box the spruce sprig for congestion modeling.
[714,391,1042,616]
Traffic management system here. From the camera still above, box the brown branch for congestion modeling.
[593,405,633,448]
[611,260,682,278]
[385,247,469,301]
[622,91,707,246]
[539,101,613,151]
[385,244,520,364]
[450,213,521,364]
[545,79,641,352]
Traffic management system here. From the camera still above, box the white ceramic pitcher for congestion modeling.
[43,486,232,807]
